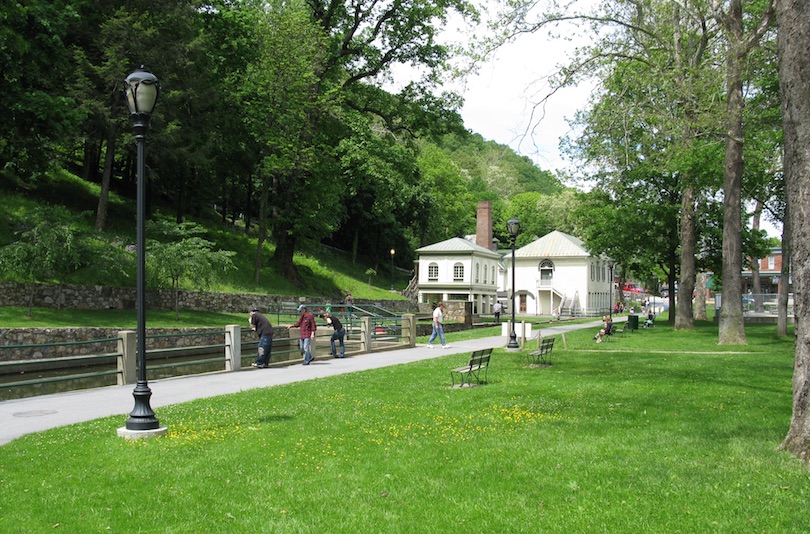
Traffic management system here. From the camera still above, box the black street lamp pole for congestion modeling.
[390,248,395,291]
[608,260,615,320]
[124,67,160,432]
[506,218,521,350]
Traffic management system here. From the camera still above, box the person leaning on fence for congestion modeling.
[427,301,449,349]
[594,315,613,343]
[249,308,274,368]
[323,312,346,358]
[288,304,317,365]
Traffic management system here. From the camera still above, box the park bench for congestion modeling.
[529,337,555,365]
[612,324,625,337]
[450,348,493,387]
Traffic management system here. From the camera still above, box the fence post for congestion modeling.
[360,316,372,353]
[225,324,241,371]
[118,330,136,385]
[402,314,416,347]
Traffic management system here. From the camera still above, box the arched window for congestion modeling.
[428,262,439,281]
[492,266,496,285]
[483,263,488,284]
[539,260,554,283]
[453,263,464,281]
[475,263,480,283]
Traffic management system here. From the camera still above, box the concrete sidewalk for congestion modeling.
[0,319,606,446]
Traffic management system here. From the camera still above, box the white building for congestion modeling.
[415,237,502,314]
[414,200,613,317]
[505,230,613,316]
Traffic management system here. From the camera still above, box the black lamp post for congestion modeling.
[390,248,395,291]
[124,67,160,432]
[506,218,521,349]
[608,259,615,320]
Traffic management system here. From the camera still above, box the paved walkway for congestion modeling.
[0,319,609,446]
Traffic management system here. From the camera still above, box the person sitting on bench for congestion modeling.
[644,312,655,328]
[595,316,613,343]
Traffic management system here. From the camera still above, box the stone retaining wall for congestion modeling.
[0,281,418,314]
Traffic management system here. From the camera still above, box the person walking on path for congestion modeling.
[288,304,317,365]
[427,301,448,348]
[323,312,346,358]
[249,308,274,368]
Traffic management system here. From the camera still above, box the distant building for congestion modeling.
[508,231,612,316]
[414,198,612,317]
[415,237,502,314]
[742,247,788,294]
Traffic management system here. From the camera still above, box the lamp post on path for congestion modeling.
[118,67,166,439]
[390,248,395,291]
[608,260,615,320]
[506,218,521,350]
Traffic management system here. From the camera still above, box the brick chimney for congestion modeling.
[476,200,494,250]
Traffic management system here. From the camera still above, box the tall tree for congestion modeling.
[256,0,477,283]
[0,0,84,179]
[777,0,810,463]
[714,0,774,344]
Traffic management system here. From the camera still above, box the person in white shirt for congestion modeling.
[493,301,502,323]
[427,301,448,348]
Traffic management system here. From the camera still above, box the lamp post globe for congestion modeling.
[506,218,521,350]
[123,67,162,433]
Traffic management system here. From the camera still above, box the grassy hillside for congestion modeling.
[0,170,409,301]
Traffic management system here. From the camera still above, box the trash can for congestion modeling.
[627,315,639,331]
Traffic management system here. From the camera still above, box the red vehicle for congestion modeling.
[622,281,645,293]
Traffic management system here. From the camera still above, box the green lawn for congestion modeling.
[0,321,807,532]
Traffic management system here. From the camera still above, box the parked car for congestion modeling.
[622,282,645,293]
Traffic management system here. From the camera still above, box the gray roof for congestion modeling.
[515,230,590,258]
[416,237,502,259]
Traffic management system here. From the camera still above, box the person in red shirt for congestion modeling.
[288,304,317,365]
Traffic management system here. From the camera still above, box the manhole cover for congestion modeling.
[13,410,58,418]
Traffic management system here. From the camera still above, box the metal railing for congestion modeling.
[1,315,416,400]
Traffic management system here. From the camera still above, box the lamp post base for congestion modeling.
[506,332,520,351]
[117,426,168,440]
[124,383,161,431]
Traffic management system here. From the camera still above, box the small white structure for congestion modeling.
[415,237,502,314]
[504,230,612,316]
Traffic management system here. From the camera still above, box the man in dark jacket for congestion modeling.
[249,308,274,368]
[323,312,346,358]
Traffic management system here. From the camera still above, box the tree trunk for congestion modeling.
[95,124,117,231]
[718,1,747,345]
[245,175,253,234]
[352,226,360,265]
[253,181,269,285]
[777,0,810,462]
[694,272,708,321]
[675,187,695,329]
[273,228,299,285]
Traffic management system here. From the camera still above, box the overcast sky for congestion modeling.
[453,32,783,239]
[457,31,591,177]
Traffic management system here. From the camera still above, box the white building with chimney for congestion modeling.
[414,201,613,317]
[414,201,502,314]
